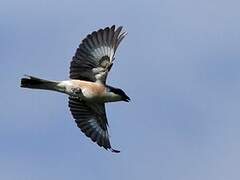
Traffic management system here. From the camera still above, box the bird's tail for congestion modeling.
[20,75,59,91]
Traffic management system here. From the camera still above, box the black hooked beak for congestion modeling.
[123,95,131,102]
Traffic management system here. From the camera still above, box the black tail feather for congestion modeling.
[20,75,58,90]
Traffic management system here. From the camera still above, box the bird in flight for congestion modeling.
[20,25,129,153]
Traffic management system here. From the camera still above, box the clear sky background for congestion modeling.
[1,0,240,179]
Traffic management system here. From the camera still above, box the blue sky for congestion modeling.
[1,0,240,179]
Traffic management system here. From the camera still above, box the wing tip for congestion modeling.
[110,148,120,153]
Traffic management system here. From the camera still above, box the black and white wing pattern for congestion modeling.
[70,25,126,83]
[68,97,120,153]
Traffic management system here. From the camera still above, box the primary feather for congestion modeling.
[70,25,127,83]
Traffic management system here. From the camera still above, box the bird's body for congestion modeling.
[59,80,108,101]
[20,25,129,153]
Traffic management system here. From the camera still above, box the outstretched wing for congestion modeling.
[68,97,120,153]
[70,25,126,83]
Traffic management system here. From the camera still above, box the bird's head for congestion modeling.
[108,86,130,102]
